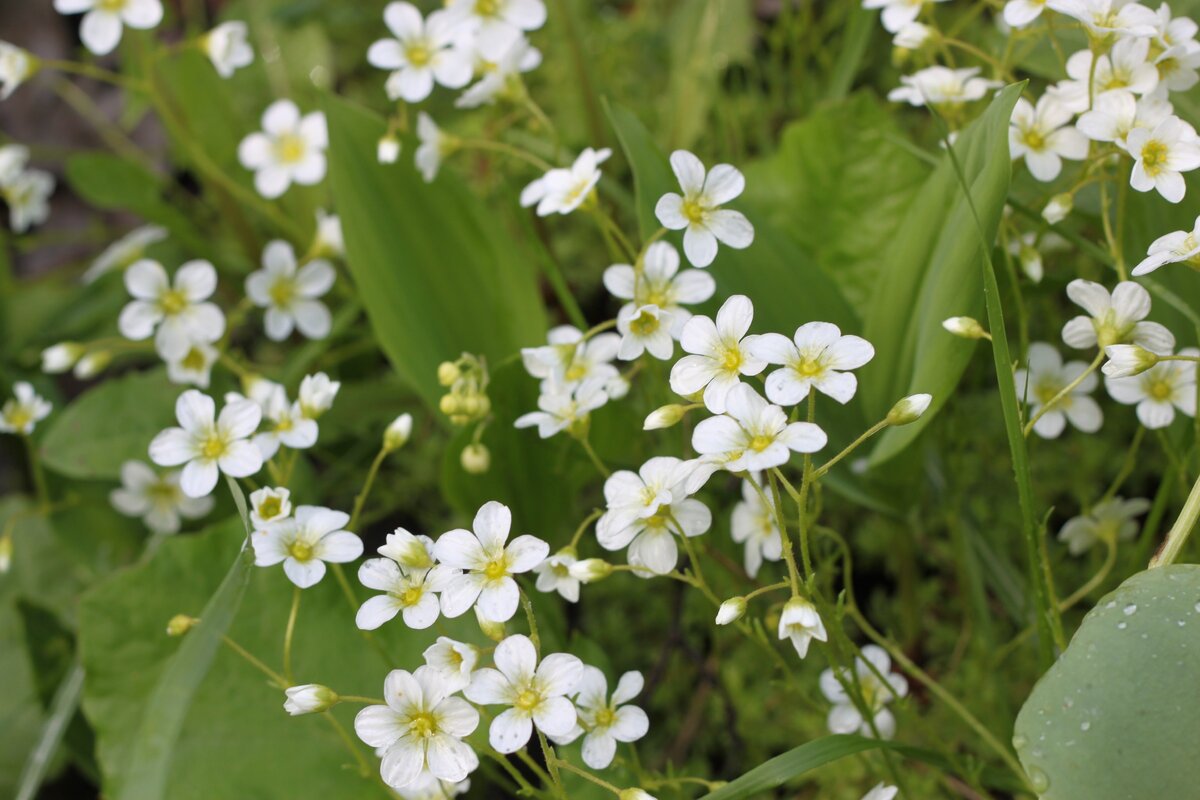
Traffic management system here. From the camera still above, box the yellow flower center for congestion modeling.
[564,361,588,382]
[400,585,424,606]
[794,357,823,378]
[408,712,436,738]
[594,707,616,728]
[147,481,179,504]
[1141,140,1169,176]
[514,689,541,712]
[1022,128,1046,151]
[629,310,660,337]
[720,346,742,372]
[1034,380,1062,406]
[258,496,283,519]
[474,0,500,17]
[180,347,207,372]
[274,134,307,164]
[288,540,314,562]
[5,406,31,430]
[406,43,432,67]
[1148,379,1173,401]
[483,556,509,581]
[748,434,774,452]
[200,435,226,460]
[97,0,128,10]
[269,278,296,308]
[645,503,671,529]
[681,197,707,225]
[159,289,188,316]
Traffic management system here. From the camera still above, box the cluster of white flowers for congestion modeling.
[0,144,54,234]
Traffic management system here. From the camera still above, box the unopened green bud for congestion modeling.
[643,404,687,430]
[166,614,199,637]
[1102,344,1159,378]
[383,413,413,452]
[461,443,490,474]
[886,393,933,426]
[284,684,339,715]
[942,316,987,340]
[569,558,613,583]
[437,361,460,386]
[715,596,748,625]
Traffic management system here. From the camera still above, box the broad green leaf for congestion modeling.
[864,84,1022,465]
[604,99,677,242]
[39,370,179,481]
[1014,566,1200,799]
[323,94,548,411]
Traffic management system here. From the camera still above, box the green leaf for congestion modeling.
[604,98,677,242]
[863,84,1022,465]
[323,94,547,411]
[1014,566,1200,799]
[39,369,180,481]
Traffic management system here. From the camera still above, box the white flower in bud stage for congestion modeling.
[456,35,541,108]
[887,66,999,107]
[1009,96,1089,181]
[166,342,217,389]
[862,783,900,800]
[570,668,649,769]
[820,645,908,738]
[943,316,987,339]
[416,113,453,183]
[534,549,580,602]
[298,372,340,418]
[616,304,675,361]
[84,225,168,284]
[423,636,479,693]
[693,384,827,473]
[1133,213,1200,275]
[1103,344,1159,377]
[1004,0,1048,27]
[748,321,875,406]
[514,378,610,439]
[53,0,163,56]
[1058,496,1151,555]
[655,150,754,267]
[863,0,949,32]
[464,633,582,753]
[886,393,932,425]
[0,42,33,101]
[0,383,49,434]
[1043,192,1073,223]
[368,2,472,103]
[41,343,82,374]
[379,134,402,164]
[521,325,620,391]
[202,21,254,78]
[246,240,335,341]
[2,167,54,233]
[1077,91,1172,149]
[1014,343,1103,439]
[118,259,224,361]
[893,21,933,48]
[670,295,765,413]
[620,791,656,800]
[249,486,291,528]
[313,209,344,258]
[358,549,459,630]
[238,100,328,199]
[252,384,318,461]
[149,391,263,497]
[731,479,783,578]
[1127,115,1200,202]
[603,241,715,340]
[1105,347,1197,428]
[778,596,827,658]
[445,0,547,60]
[385,413,415,451]
[252,505,362,588]
[110,460,214,534]
[284,684,339,715]
[434,501,549,622]
[1045,0,1159,38]
[520,148,611,216]
[596,456,712,576]
[355,666,480,789]
[1061,279,1175,352]
[569,558,614,583]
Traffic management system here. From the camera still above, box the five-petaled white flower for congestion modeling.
[110,460,213,534]
[416,113,455,183]
[570,667,650,769]
[238,100,328,199]
[358,538,459,630]
[521,326,620,391]
[1133,213,1200,275]
[464,633,582,753]
[669,295,765,413]
[0,382,52,435]
[424,637,480,693]
[2,165,55,233]
[252,384,319,460]
[514,378,610,439]
[1105,347,1197,428]
[355,667,480,789]
[821,645,908,738]
[456,35,542,108]
[118,259,225,361]
[692,384,827,473]
[252,505,362,588]
[520,148,611,216]
[655,150,754,267]
[1054,41,1160,115]
[731,479,783,578]
[1058,496,1151,555]
[533,549,581,602]
[245,240,335,341]
[434,501,549,622]
[0,42,34,101]
[778,596,827,658]
[149,390,263,497]
[446,0,547,59]
[1015,342,1103,439]
[1045,0,1159,38]
[202,21,254,78]
[368,2,472,103]
[299,372,340,418]
[53,0,163,56]
[616,304,675,361]
[603,241,715,340]
[1061,279,1175,353]
[249,486,291,528]
[747,321,875,406]
[1076,91,1172,149]
[1127,115,1200,203]
[166,343,218,389]
[83,224,168,284]
[1009,96,1089,182]
[887,66,998,107]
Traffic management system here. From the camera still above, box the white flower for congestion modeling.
[521,325,620,391]
[385,413,415,451]
[0,42,34,100]
[41,343,82,374]
[358,549,459,630]
[456,35,541,108]
[1152,2,1199,48]
[1077,90,1172,148]
[731,479,782,578]
[821,645,908,738]
[464,633,581,753]
[249,486,291,528]
[520,147,612,216]
[0,144,27,186]
[534,549,580,602]
[1061,279,1175,352]
[693,384,827,473]
[53,0,163,56]
[1009,96,1089,181]
[2,168,54,233]
[1103,343,1160,377]
[251,505,362,588]
[355,667,480,789]
[298,372,340,419]
[148,390,263,497]
[596,457,712,576]
[166,342,217,389]
[862,783,900,800]
[669,295,765,413]
[238,100,328,199]
[887,393,933,425]
[252,385,318,461]
[778,596,827,658]
[445,0,547,59]
[0,382,52,435]
[1059,41,1161,113]
[434,501,549,622]
[245,240,335,341]
[1045,0,1159,38]
[83,224,168,283]
[863,0,948,32]
[381,527,437,570]
[1043,192,1073,223]
[887,66,999,107]
[394,773,470,800]
[514,378,610,439]
[1133,214,1200,274]
[110,460,213,534]
[379,134,402,164]
[893,21,933,48]
[747,322,875,406]
[1155,42,1200,91]
[572,668,649,769]
[1127,115,1200,202]
[1105,347,1197,427]
[1014,343,1103,439]
[284,684,339,715]
[367,2,472,103]
[416,113,454,183]
[118,259,224,361]
[202,21,254,78]
[616,305,675,361]
[1058,496,1151,555]
[1005,0,1049,27]
[423,637,479,693]
[603,241,715,341]
[654,150,754,267]
[313,209,344,258]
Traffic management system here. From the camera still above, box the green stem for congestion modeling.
[1150,470,1200,567]
[577,435,611,478]
[40,58,142,89]
[1023,351,1104,438]
[569,509,603,549]
[349,447,389,532]
[222,635,287,688]
[536,731,567,799]
[282,586,301,684]
[460,138,553,171]
[762,471,802,594]
[812,419,888,479]
[554,759,620,795]
[21,434,50,512]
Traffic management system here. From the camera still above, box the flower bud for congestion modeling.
[384,413,414,452]
[619,790,657,800]
[1103,344,1159,378]
[1043,193,1073,224]
[74,350,111,379]
[166,614,199,637]
[460,443,490,474]
[475,605,506,641]
[643,404,687,431]
[606,375,630,400]
[437,361,460,386]
[886,393,932,426]
[299,372,340,419]
[439,394,459,415]
[0,533,12,573]
[893,21,933,50]
[284,683,339,715]
[942,316,987,340]
[377,134,400,164]
[41,342,83,373]
[715,596,747,625]
[569,558,613,583]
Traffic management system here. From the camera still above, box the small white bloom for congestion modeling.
[355,667,480,789]
[1045,0,1159,38]
[464,633,581,753]
[284,683,339,715]
[616,304,675,361]
[1151,2,1199,48]
[943,316,987,339]
[2,168,54,233]
[1103,343,1160,377]
[820,645,908,738]
[41,343,83,374]
[252,505,363,588]
[887,66,999,107]
[604,241,715,341]
[1127,115,1200,202]
[238,100,328,199]
[253,384,318,461]
[893,21,933,48]
[1155,42,1200,91]
[863,0,949,33]
[1057,42,1160,114]
[358,549,459,630]
[249,486,291,528]
[1133,213,1200,274]
[385,413,415,451]
[778,596,827,658]
[298,372,340,419]
[54,0,164,56]
[520,147,612,216]
[1058,496,1151,555]
[534,548,580,602]
[1015,343,1103,439]
[1105,347,1197,427]
[1077,91,1172,149]
[573,667,649,769]
[654,150,754,267]
[202,21,254,78]
[415,112,456,183]
[445,0,547,60]
[1009,96,1089,181]
[1061,279,1175,352]
[434,501,549,622]
[730,479,783,578]
[166,342,218,389]
[886,393,933,425]
[862,783,900,800]
[0,143,27,186]
[1005,0,1048,27]
[669,295,765,413]
[312,209,344,258]
[83,225,168,284]
[0,42,34,100]
[423,637,479,693]
[692,383,827,473]
[747,321,875,406]
[716,596,748,625]
[368,2,472,103]
[521,325,620,391]
[73,351,111,380]
[246,240,335,341]
[148,390,263,497]
[110,460,213,534]
[381,528,437,570]
[456,35,541,108]
[379,134,402,164]
[514,378,609,439]
[118,259,225,361]
[1043,192,1073,223]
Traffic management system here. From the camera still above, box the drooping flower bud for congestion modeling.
[715,596,747,625]
[460,443,490,474]
[886,393,933,426]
